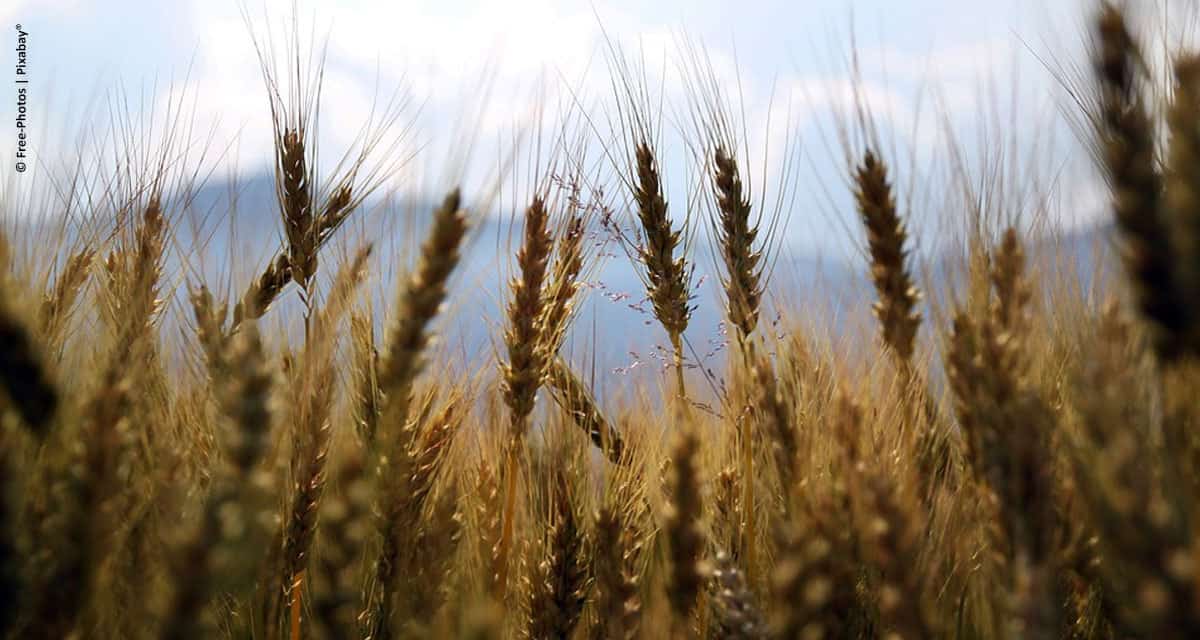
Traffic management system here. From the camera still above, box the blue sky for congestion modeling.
[0,0,1114,259]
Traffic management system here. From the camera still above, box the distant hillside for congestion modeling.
[25,173,1120,398]
[178,175,882,390]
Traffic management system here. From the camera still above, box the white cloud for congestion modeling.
[0,3,23,25]
[5,0,1119,240]
[2,0,87,27]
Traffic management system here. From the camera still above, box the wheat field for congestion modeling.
[2,2,1199,639]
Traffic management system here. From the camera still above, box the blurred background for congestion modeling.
[0,0,1141,392]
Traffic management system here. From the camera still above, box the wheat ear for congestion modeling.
[496,196,555,601]
[854,150,921,366]
[591,506,642,640]
[538,213,586,359]
[0,294,58,435]
[711,144,764,582]
[546,356,625,464]
[279,128,317,288]
[709,551,767,640]
[633,141,692,399]
[275,246,372,640]
[711,146,762,345]
[665,429,706,637]
[161,323,273,640]
[523,470,588,640]
[1166,54,1200,354]
[38,247,95,351]
[378,189,468,439]
[1095,3,1189,360]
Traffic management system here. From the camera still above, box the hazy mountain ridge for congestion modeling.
[11,173,1117,393]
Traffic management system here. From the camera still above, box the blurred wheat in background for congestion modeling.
[4,1,1200,638]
